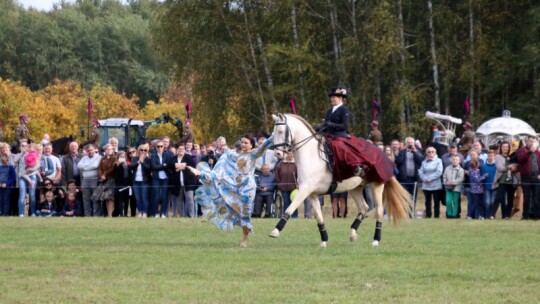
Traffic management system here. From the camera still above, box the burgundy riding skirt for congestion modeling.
[326,135,394,183]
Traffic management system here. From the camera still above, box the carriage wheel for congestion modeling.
[271,191,284,218]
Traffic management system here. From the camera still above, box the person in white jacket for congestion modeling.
[77,144,102,216]
[443,155,465,218]
[418,147,443,218]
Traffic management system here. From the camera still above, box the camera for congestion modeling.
[408,144,413,149]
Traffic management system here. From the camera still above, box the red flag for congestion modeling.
[464,98,470,119]
[372,100,381,120]
[289,98,297,114]
[185,100,192,119]
[88,97,93,119]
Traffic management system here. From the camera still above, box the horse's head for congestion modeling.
[272,113,292,153]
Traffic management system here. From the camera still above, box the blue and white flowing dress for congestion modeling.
[196,137,273,231]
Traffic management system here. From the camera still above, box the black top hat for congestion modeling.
[328,87,348,98]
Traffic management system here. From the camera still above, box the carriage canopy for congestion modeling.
[475,110,536,147]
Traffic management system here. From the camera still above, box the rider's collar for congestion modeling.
[332,103,343,113]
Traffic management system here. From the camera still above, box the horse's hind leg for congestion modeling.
[348,186,368,242]
[308,194,328,248]
[371,182,384,246]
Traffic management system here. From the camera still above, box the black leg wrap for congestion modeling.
[373,221,382,242]
[275,213,291,231]
[351,218,362,230]
[350,213,365,230]
[318,223,329,242]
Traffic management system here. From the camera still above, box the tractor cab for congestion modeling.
[98,118,145,151]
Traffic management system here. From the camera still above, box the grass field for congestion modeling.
[0,215,539,304]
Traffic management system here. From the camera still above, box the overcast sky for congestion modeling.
[17,0,136,11]
[17,0,67,11]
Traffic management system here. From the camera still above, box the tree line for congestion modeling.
[0,0,538,144]
[0,0,169,106]
[155,0,539,142]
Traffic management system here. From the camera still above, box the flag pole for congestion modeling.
[87,97,93,141]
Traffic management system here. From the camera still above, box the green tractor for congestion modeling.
[95,114,182,151]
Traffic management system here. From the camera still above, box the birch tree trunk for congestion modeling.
[241,2,269,132]
[327,0,342,81]
[290,2,307,116]
[256,33,278,115]
[468,0,475,115]
[397,0,409,125]
[218,4,268,130]
[428,0,440,112]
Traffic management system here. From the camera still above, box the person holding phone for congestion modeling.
[395,137,424,206]
[114,151,131,217]
[129,144,152,218]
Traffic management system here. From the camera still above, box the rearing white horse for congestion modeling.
[269,113,412,247]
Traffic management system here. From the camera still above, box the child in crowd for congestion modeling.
[482,151,498,219]
[468,159,488,219]
[22,144,39,188]
[62,191,81,217]
[443,155,464,218]
[66,179,82,201]
[40,177,65,213]
[36,191,57,217]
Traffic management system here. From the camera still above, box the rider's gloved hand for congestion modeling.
[325,121,336,128]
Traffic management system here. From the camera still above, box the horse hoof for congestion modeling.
[240,241,248,248]
[371,240,379,247]
[320,242,327,248]
[349,229,357,242]
[269,229,280,238]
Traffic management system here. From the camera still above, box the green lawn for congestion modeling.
[0,216,538,303]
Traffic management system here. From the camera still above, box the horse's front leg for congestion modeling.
[307,194,328,247]
[269,187,312,238]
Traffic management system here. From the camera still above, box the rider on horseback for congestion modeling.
[321,87,394,184]
[14,114,30,145]
[89,120,100,147]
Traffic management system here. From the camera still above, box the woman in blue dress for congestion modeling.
[191,134,273,247]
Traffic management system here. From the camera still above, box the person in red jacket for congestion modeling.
[516,136,540,220]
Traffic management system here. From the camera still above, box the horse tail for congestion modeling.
[382,177,413,225]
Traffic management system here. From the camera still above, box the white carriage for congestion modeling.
[425,111,462,145]
[475,110,536,148]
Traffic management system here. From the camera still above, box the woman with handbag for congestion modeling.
[91,144,116,217]
[493,141,518,219]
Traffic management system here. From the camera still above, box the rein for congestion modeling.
[273,116,322,153]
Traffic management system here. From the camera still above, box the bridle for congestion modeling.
[272,115,321,153]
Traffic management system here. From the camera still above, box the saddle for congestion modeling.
[322,138,334,173]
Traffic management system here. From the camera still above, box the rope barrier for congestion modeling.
[0,180,538,191]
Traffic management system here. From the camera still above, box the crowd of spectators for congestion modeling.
[384,135,539,220]
[0,130,308,219]
[1,121,539,221]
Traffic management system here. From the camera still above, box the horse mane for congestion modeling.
[286,114,317,134]
[284,114,329,169]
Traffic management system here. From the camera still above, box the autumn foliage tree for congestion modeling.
[0,78,197,145]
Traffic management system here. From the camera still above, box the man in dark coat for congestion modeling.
[395,136,424,203]
[168,144,198,217]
